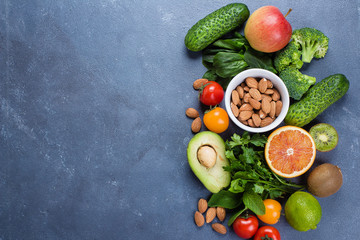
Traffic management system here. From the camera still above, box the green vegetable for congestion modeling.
[244,48,277,74]
[243,190,265,215]
[207,190,242,209]
[202,33,277,89]
[279,65,316,100]
[274,41,303,72]
[285,74,350,127]
[212,35,248,50]
[184,3,250,51]
[213,52,248,78]
[208,132,304,225]
[291,27,329,63]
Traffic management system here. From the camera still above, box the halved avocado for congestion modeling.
[187,131,231,193]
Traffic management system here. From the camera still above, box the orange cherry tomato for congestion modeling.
[257,199,282,224]
[203,107,229,133]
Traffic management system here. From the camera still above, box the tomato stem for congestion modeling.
[261,234,274,240]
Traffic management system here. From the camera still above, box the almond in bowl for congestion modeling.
[225,69,289,133]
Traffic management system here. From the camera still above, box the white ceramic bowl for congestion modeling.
[225,68,289,133]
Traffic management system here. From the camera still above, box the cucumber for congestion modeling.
[285,74,349,127]
[185,3,250,52]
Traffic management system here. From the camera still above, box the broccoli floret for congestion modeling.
[291,27,329,63]
[279,65,316,100]
[274,41,303,72]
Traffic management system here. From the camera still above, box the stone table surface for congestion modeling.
[1,0,359,239]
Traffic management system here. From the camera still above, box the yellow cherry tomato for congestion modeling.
[203,107,229,133]
[257,199,282,225]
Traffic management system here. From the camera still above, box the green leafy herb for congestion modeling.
[228,206,247,226]
[208,190,242,209]
[208,132,305,226]
[243,189,265,215]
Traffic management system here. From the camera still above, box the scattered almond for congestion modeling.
[231,102,239,118]
[258,78,268,93]
[193,78,208,90]
[249,88,262,101]
[216,207,226,222]
[212,223,227,235]
[198,198,208,214]
[249,97,261,110]
[231,90,241,106]
[206,207,216,223]
[276,101,283,116]
[186,108,199,118]
[191,117,202,133]
[245,77,258,89]
[194,211,205,227]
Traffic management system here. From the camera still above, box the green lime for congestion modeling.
[285,191,322,232]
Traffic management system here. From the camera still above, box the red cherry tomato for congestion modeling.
[203,107,229,133]
[254,226,281,240]
[199,81,224,106]
[257,199,282,224]
[233,214,259,239]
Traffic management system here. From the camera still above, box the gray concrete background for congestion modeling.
[1,0,359,239]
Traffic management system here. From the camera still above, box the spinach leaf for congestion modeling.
[213,52,248,78]
[244,48,277,74]
[208,190,242,209]
[212,37,248,51]
[202,48,237,65]
[243,189,265,215]
[202,70,232,89]
[202,70,218,81]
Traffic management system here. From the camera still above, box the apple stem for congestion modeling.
[284,8,292,18]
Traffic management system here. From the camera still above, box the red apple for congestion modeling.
[244,6,292,53]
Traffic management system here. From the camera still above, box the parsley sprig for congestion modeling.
[208,132,304,226]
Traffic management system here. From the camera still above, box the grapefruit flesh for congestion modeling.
[265,126,316,178]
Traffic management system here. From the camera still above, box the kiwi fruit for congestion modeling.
[309,123,338,152]
[307,163,343,198]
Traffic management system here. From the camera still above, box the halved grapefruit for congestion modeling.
[265,126,316,178]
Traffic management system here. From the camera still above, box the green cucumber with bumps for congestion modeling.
[185,3,250,52]
[285,74,349,127]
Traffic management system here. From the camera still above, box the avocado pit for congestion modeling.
[197,145,217,169]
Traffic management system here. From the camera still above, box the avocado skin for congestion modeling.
[285,74,349,127]
[185,3,250,52]
[187,131,230,193]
